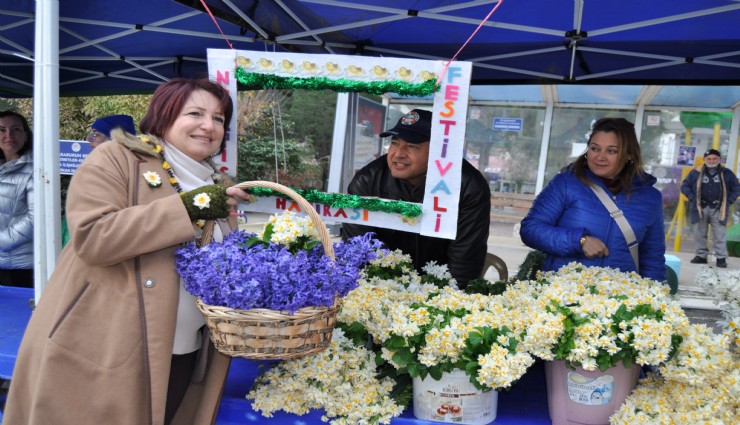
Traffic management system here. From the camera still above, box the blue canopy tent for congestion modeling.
[1,0,740,292]
[3,0,740,95]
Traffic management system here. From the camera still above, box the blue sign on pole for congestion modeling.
[60,140,92,175]
[493,117,523,132]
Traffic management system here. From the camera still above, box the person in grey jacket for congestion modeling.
[680,148,740,268]
[0,110,34,288]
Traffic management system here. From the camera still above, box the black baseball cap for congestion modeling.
[704,149,721,158]
[379,109,432,144]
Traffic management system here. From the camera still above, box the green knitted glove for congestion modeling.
[180,184,229,220]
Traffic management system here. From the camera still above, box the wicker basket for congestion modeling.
[195,180,339,360]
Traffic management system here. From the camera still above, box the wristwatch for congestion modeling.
[580,236,587,247]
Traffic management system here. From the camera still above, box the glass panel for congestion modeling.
[557,85,642,105]
[467,105,545,195]
[352,96,386,173]
[640,110,734,252]
[544,108,635,187]
[651,86,740,109]
[469,85,543,103]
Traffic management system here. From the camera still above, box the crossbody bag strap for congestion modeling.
[589,185,639,270]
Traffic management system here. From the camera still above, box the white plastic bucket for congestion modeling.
[412,369,498,425]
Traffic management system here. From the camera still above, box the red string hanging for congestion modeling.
[199,0,234,50]
[436,0,505,87]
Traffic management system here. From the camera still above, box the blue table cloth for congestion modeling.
[0,286,551,424]
[218,358,551,424]
[0,286,33,380]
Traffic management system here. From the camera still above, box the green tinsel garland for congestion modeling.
[244,187,422,218]
[235,68,440,96]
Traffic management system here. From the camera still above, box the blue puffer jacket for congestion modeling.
[520,168,665,282]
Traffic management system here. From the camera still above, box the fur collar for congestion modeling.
[110,128,160,157]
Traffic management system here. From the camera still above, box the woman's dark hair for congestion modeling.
[139,78,233,154]
[572,117,645,194]
[0,110,33,160]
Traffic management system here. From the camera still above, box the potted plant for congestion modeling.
[336,251,531,425]
[504,263,686,425]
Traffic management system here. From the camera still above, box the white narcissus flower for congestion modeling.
[613,323,740,425]
[696,266,740,328]
[193,193,211,209]
[259,210,319,247]
[247,329,404,425]
[143,171,162,187]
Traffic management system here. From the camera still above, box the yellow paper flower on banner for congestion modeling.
[401,216,417,226]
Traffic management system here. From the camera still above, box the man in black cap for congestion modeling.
[681,148,740,267]
[341,109,491,286]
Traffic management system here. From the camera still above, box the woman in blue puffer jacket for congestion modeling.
[520,117,665,282]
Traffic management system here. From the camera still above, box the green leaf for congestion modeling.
[428,366,443,381]
[596,353,613,371]
[262,223,274,241]
[393,350,415,367]
[305,239,322,251]
[336,321,370,348]
[467,329,485,346]
[407,362,420,378]
[465,361,479,376]
[385,335,407,349]
[244,234,267,248]
[667,334,683,361]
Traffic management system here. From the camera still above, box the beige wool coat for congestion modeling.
[4,132,234,425]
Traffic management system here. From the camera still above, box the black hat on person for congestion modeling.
[91,114,137,138]
[704,148,721,158]
[379,109,432,144]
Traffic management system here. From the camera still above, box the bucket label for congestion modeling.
[414,373,497,424]
[566,371,614,405]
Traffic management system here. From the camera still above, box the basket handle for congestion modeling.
[198,220,216,248]
[232,180,335,259]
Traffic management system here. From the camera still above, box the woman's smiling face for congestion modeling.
[163,88,226,161]
[0,115,27,161]
[586,131,626,180]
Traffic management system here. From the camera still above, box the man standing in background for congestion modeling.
[681,148,740,268]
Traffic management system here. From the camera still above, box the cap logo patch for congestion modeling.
[400,112,420,126]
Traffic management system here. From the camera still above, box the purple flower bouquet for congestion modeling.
[175,230,382,314]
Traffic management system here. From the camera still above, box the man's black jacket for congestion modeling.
[341,155,490,284]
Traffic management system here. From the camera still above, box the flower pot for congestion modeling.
[412,369,498,425]
[544,360,640,425]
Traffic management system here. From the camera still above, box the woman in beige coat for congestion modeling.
[5,78,249,425]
